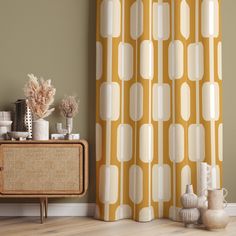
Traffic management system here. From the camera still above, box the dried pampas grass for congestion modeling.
[24,74,56,120]
[59,95,79,118]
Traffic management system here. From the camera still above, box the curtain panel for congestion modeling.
[96,0,222,222]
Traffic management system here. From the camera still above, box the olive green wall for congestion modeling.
[222,0,236,203]
[0,0,235,204]
[0,0,96,203]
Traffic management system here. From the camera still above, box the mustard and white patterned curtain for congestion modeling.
[96,0,222,222]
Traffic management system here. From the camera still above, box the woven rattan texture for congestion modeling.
[2,146,81,192]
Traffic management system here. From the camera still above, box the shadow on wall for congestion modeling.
[87,0,96,203]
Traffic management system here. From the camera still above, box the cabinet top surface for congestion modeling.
[0,139,87,145]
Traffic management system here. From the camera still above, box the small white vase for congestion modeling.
[66,117,73,134]
[180,208,200,228]
[181,185,198,208]
[32,119,49,140]
[180,185,200,227]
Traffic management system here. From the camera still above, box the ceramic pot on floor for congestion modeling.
[180,185,200,228]
[198,163,210,224]
[32,119,49,140]
[202,188,230,231]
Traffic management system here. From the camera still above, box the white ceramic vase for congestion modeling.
[0,111,11,121]
[65,117,73,140]
[32,119,49,140]
[181,185,198,208]
[198,162,210,224]
[180,185,200,228]
[66,117,73,134]
[198,194,208,224]
[0,126,8,140]
[0,111,12,140]
[202,189,230,231]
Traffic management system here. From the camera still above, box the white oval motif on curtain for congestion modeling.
[130,0,144,40]
[180,0,190,39]
[129,165,143,204]
[153,2,170,40]
[118,42,133,81]
[129,82,143,121]
[99,165,119,204]
[168,40,184,80]
[100,0,121,38]
[201,0,219,38]
[181,82,191,121]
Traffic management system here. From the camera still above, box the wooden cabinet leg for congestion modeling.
[45,198,48,218]
[40,198,45,224]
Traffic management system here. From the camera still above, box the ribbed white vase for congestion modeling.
[32,119,49,140]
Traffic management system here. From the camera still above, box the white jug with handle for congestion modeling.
[202,188,230,231]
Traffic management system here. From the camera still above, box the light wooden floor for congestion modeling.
[0,217,235,236]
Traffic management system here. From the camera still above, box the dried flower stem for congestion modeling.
[59,95,79,118]
[24,74,56,120]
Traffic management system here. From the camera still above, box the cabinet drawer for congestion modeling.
[0,144,84,195]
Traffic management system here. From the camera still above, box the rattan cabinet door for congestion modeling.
[0,144,83,195]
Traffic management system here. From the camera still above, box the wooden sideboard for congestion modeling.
[0,140,88,223]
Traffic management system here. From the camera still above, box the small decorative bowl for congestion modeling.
[7,132,29,141]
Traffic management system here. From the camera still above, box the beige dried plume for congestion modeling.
[59,95,79,118]
[24,74,56,120]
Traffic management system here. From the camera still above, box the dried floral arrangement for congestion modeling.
[59,95,79,118]
[24,74,56,120]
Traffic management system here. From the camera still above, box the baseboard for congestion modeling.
[0,203,235,217]
[0,203,96,217]
[225,203,236,216]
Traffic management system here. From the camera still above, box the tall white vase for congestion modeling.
[32,119,49,140]
[198,163,211,223]
[200,163,208,192]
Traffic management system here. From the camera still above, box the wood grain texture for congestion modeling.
[0,217,235,236]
